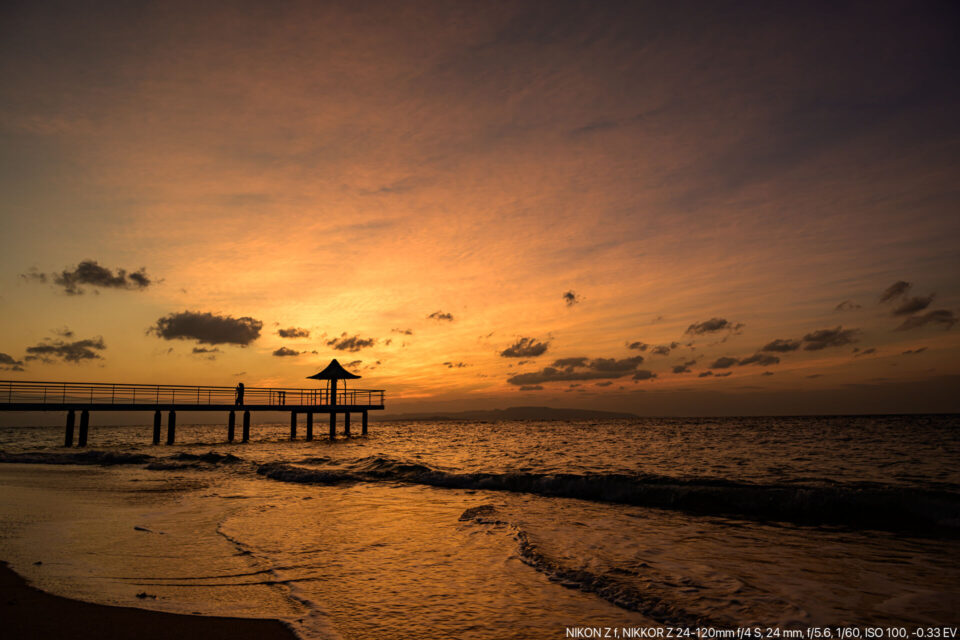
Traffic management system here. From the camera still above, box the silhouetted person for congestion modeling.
[235,382,245,406]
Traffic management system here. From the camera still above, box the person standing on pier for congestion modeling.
[235,382,245,406]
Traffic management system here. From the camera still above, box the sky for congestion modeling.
[1,0,959,417]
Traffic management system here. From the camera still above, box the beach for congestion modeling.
[0,417,958,638]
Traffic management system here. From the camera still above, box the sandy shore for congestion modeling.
[0,562,298,640]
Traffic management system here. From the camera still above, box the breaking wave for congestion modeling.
[258,455,960,531]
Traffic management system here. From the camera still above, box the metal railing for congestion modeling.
[0,380,385,408]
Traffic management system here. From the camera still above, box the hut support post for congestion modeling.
[242,410,250,442]
[306,412,313,441]
[166,410,176,445]
[290,411,297,440]
[228,411,235,442]
[362,410,368,435]
[152,410,161,445]
[64,410,75,447]
[344,412,351,437]
[329,411,336,439]
[78,410,89,447]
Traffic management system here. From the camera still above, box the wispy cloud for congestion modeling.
[500,337,550,358]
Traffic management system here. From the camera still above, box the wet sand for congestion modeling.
[0,562,297,640]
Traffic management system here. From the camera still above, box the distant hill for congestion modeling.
[380,406,640,422]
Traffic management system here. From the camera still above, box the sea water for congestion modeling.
[0,416,958,639]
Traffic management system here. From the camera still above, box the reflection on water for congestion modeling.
[0,416,958,638]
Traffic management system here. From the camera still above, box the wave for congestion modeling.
[257,455,960,532]
[0,450,152,466]
[459,504,725,627]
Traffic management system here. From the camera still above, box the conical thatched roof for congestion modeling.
[307,358,361,380]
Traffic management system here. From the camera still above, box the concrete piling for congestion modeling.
[64,410,75,447]
[78,410,89,447]
[153,410,161,445]
[228,411,235,442]
[166,410,176,445]
[306,412,313,441]
[242,410,250,442]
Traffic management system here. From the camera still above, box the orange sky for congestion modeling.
[1,1,958,415]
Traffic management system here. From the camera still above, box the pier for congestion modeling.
[0,360,385,446]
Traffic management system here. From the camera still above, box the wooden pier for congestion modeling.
[0,379,385,447]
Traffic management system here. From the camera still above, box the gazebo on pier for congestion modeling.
[307,358,366,438]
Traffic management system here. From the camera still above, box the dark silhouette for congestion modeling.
[235,382,245,406]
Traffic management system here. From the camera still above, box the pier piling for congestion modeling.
[64,410,75,447]
[290,411,297,440]
[306,412,313,441]
[242,410,250,442]
[78,410,89,447]
[344,412,351,437]
[228,411,235,442]
[153,410,161,445]
[362,410,368,435]
[166,410,176,445]
[329,412,336,439]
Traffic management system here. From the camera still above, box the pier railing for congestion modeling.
[0,380,384,408]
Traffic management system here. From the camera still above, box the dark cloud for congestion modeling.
[801,326,861,350]
[443,361,468,368]
[0,352,25,371]
[500,337,550,358]
[892,295,935,316]
[880,281,911,303]
[902,347,928,355]
[24,336,106,363]
[562,290,582,307]
[427,311,454,321]
[715,372,732,377]
[627,341,648,351]
[672,364,691,374]
[698,371,714,378]
[326,334,376,352]
[272,347,300,357]
[507,355,646,386]
[737,353,780,367]
[277,327,310,338]
[392,328,413,335]
[835,300,861,312]
[26,260,153,295]
[595,381,613,387]
[685,317,743,335]
[632,370,657,381]
[346,360,363,368]
[53,327,74,338]
[761,338,800,352]
[519,385,543,391]
[710,356,739,369]
[150,311,262,346]
[192,347,221,354]
[853,347,877,357]
[650,342,679,356]
[895,310,957,331]
[761,371,774,376]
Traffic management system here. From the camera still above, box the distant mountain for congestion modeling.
[380,406,640,422]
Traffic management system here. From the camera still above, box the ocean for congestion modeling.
[0,415,958,639]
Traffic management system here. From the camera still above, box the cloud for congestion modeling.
[835,300,861,311]
[880,281,911,303]
[427,311,454,321]
[710,356,739,369]
[346,360,363,368]
[698,371,714,378]
[685,317,743,335]
[672,364,691,374]
[272,347,300,357]
[392,328,413,335]
[715,372,732,377]
[761,338,800,352]
[627,341,648,351]
[632,370,657,381]
[895,310,957,331]
[24,336,106,363]
[761,371,774,376]
[500,337,550,358]
[192,346,221,354]
[901,347,928,355]
[852,347,877,357]
[25,260,153,295]
[149,311,262,346]
[562,290,582,306]
[0,352,25,371]
[277,327,310,338]
[891,294,935,316]
[443,361,468,368]
[807,374,823,379]
[595,381,613,387]
[326,333,376,352]
[737,353,781,366]
[801,326,861,350]
[506,355,646,386]
[519,385,543,391]
[650,342,679,356]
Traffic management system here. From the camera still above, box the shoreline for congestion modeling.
[0,561,298,640]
